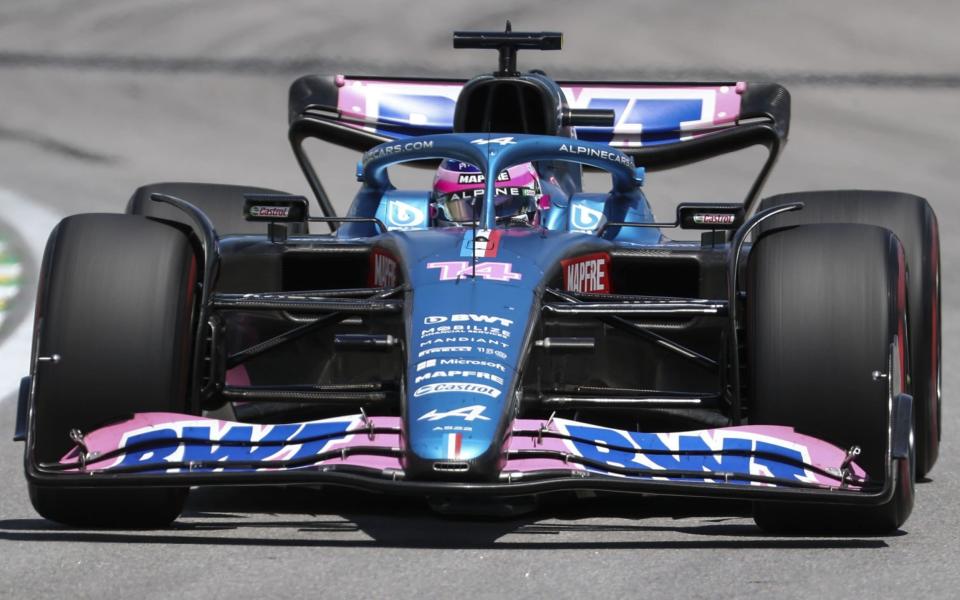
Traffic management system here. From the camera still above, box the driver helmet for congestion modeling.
[432,160,542,224]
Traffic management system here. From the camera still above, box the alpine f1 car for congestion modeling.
[17,27,940,533]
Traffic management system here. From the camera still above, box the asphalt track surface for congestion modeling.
[1,1,959,597]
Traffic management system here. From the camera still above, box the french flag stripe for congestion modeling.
[483,230,502,257]
[447,433,462,459]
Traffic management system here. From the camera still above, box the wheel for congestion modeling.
[126,181,310,236]
[759,190,940,478]
[747,223,914,534]
[28,213,198,527]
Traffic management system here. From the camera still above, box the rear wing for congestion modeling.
[290,75,788,161]
[289,75,789,219]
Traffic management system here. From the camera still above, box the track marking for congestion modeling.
[0,188,62,401]
[0,242,23,329]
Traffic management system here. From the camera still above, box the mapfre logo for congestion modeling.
[368,248,398,288]
[561,252,611,294]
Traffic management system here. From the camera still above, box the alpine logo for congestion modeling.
[426,261,522,282]
[413,382,501,398]
[470,136,516,146]
[418,404,492,421]
[561,252,612,294]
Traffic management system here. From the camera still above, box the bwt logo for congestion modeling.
[386,199,426,228]
[560,423,815,483]
[570,203,605,232]
[114,419,355,469]
[423,313,514,327]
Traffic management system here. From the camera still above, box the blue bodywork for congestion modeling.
[338,134,663,476]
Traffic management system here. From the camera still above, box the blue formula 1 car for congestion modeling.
[17,27,940,533]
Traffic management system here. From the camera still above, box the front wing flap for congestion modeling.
[27,412,894,505]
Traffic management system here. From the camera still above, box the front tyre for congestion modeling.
[759,190,940,478]
[27,214,198,527]
[747,224,914,534]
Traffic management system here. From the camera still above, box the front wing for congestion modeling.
[27,412,898,506]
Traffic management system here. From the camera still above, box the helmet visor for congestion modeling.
[438,189,483,223]
[437,186,539,223]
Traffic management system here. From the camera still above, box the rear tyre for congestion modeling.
[747,224,914,534]
[759,190,940,478]
[28,214,198,527]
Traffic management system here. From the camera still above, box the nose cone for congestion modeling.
[404,305,525,480]
[387,224,620,479]
[392,227,549,481]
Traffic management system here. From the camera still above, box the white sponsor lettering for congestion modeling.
[558,143,634,168]
[417,346,472,358]
[422,313,513,327]
[693,213,736,225]
[414,382,501,398]
[420,336,509,349]
[438,358,507,373]
[474,348,508,359]
[416,359,437,372]
[363,140,436,165]
[456,171,511,184]
[563,253,611,294]
[414,370,505,385]
[420,325,511,339]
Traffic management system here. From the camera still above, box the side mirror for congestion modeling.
[676,203,744,230]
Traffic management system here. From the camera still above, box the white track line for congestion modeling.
[0,188,62,401]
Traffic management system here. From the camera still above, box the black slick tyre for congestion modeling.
[747,223,914,534]
[759,190,940,478]
[27,214,198,528]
